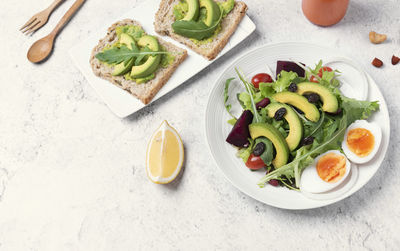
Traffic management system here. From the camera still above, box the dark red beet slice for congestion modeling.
[226,110,253,147]
[276,61,305,78]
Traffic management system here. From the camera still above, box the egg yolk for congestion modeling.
[346,128,375,157]
[316,153,346,183]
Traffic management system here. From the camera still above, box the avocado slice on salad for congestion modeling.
[112,33,136,76]
[267,103,303,151]
[183,0,200,21]
[273,92,320,122]
[130,35,161,78]
[199,0,221,26]
[249,123,290,168]
[296,82,339,113]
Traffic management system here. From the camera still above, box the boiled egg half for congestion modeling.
[342,120,381,164]
[300,150,351,193]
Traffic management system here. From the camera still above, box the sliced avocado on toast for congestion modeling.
[131,35,161,78]
[112,33,136,76]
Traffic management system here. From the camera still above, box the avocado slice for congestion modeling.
[112,33,136,76]
[267,103,303,151]
[199,0,221,26]
[183,0,200,21]
[273,92,320,122]
[249,123,290,168]
[296,82,339,113]
[130,35,161,79]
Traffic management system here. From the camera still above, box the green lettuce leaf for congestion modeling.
[259,82,275,98]
[238,138,254,163]
[224,78,236,120]
[273,71,299,93]
[340,94,380,125]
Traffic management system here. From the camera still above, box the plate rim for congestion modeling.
[204,41,391,210]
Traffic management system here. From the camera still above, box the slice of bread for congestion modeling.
[154,0,247,60]
[90,19,188,104]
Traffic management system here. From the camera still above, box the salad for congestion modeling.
[224,60,380,196]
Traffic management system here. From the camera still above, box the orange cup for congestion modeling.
[302,0,350,26]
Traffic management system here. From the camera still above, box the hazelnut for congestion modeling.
[392,55,400,65]
[372,58,383,68]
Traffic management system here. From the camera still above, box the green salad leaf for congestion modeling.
[171,7,223,40]
[224,78,236,120]
[95,44,168,65]
[259,82,275,98]
[255,137,274,166]
[235,68,261,123]
[273,71,299,92]
[340,94,379,125]
[238,138,254,163]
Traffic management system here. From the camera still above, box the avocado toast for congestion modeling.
[90,19,188,104]
[154,0,247,60]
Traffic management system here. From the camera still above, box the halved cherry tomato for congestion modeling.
[245,154,266,170]
[310,76,319,83]
[319,66,333,76]
[251,73,272,88]
[309,66,333,83]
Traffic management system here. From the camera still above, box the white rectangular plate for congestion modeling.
[69,0,256,118]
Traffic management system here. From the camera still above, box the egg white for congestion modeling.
[301,163,358,201]
[342,120,382,164]
[300,150,351,194]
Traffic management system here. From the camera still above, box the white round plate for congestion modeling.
[205,42,390,210]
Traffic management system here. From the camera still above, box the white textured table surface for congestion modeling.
[1,0,400,250]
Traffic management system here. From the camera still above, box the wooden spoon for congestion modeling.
[27,0,86,63]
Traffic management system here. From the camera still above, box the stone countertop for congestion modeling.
[1,0,399,250]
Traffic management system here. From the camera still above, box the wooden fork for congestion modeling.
[20,0,65,35]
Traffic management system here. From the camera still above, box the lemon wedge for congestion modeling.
[146,120,184,184]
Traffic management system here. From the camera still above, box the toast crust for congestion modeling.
[90,19,188,104]
[154,0,248,60]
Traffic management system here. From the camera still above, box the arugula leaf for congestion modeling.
[235,68,261,123]
[224,78,236,120]
[171,7,223,40]
[95,45,168,65]
[257,114,348,187]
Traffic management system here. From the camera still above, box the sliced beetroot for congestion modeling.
[276,61,305,78]
[226,110,253,147]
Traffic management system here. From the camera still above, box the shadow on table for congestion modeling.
[334,0,381,28]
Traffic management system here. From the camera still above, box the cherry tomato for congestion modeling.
[251,73,273,88]
[245,154,265,170]
[309,66,333,83]
[319,66,333,77]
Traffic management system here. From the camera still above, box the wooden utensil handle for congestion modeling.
[51,0,86,36]
[45,0,65,13]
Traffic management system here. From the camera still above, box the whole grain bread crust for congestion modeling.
[154,0,247,60]
[90,19,188,104]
